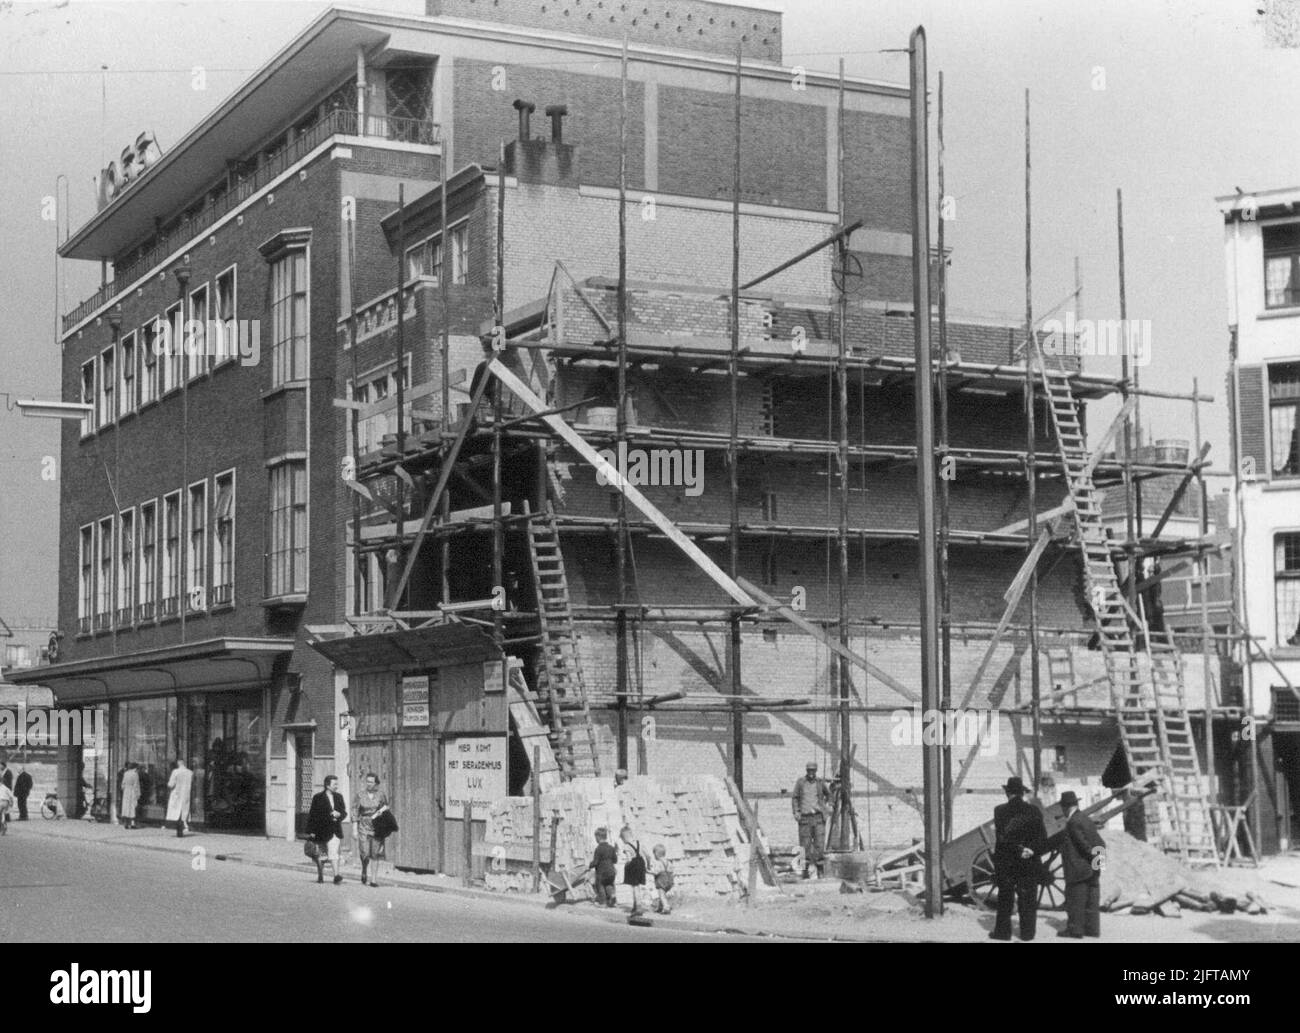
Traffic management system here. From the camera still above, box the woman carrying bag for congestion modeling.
[352,772,396,887]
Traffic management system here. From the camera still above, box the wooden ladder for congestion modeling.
[524,502,601,780]
[1036,350,1215,862]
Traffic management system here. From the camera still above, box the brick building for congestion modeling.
[17,0,1219,853]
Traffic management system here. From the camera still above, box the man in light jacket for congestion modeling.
[166,758,193,838]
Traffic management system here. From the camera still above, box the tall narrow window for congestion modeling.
[80,360,96,436]
[215,266,237,367]
[406,244,425,280]
[1278,533,1300,647]
[1270,362,1300,478]
[120,332,137,414]
[97,516,114,630]
[140,320,159,405]
[100,346,115,426]
[188,284,208,379]
[451,223,468,285]
[139,500,157,621]
[165,302,182,394]
[79,524,94,634]
[269,249,308,385]
[430,237,443,284]
[188,481,207,611]
[118,509,135,625]
[267,461,308,597]
[161,491,181,616]
[214,471,235,605]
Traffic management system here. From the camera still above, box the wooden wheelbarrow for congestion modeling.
[545,865,592,905]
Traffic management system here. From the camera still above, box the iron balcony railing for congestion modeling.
[63,110,441,331]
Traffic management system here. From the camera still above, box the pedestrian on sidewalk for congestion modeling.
[307,775,348,885]
[120,762,140,830]
[587,826,619,907]
[14,767,32,821]
[619,825,648,917]
[1058,790,1104,939]
[792,761,830,879]
[166,758,193,838]
[352,772,390,888]
[649,843,674,914]
[989,775,1047,942]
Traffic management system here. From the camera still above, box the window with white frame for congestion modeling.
[79,524,94,633]
[165,302,182,393]
[99,347,115,426]
[80,360,96,435]
[1278,533,1300,647]
[1270,362,1300,478]
[97,516,114,629]
[120,331,137,414]
[188,283,208,380]
[451,223,468,285]
[406,236,443,284]
[161,491,181,616]
[270,250,308,385]
[1265,223,1300,309]
[214,471,235,604]
[140,320,160,405]
[215,266,237,366]
[188,481,207,610]
[267,461,307,597]
[118,508,135,623]
[138,500,157,620]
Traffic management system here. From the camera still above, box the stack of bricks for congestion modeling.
[484,774,749,897]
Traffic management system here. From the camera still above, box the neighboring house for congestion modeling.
[1220,186,1300,851]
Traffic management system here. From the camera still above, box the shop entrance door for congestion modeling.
[205,689,266,830]
[295,734,313,836]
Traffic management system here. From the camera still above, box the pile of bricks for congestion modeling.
[484,774,749,897]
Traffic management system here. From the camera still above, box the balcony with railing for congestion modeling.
[63,109,440,332]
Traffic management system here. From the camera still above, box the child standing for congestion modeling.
[619,825,648,917]
[649,843,674,914]
[587,827,619,907]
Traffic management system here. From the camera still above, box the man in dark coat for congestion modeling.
[1058,790,1105,938]
[306,775,348,885]
[14,767,33,820]
[990,776,1047,941]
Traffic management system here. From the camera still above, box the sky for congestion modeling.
[2,0,1297,628]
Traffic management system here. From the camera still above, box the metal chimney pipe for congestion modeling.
[513,99,536,140]
[545,104,568,144]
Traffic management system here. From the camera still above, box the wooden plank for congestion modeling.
[1079,395,1136,481]
[736,576,919,703]
[489,359,757,607]
[988,497,1072,537]
[723,775,780,890]
[958,527,1051,710]
[1149,443,1212,539]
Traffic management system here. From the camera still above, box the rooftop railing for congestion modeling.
[63,110,440,332]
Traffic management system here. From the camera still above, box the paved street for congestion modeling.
[0,827,765,943]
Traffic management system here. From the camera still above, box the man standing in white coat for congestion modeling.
[166,758,193,838]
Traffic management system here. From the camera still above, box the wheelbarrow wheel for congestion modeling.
[969,847,998,909]
[1037,849,1064,910]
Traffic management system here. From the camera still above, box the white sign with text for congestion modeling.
[444,736,507,820]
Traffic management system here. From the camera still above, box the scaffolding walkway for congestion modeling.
[1037,351,1217,865]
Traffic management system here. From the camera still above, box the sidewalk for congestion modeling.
[10,816,1300,942]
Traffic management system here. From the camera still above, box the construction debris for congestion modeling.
[484,774,750,897]
[1101,830,1268,915]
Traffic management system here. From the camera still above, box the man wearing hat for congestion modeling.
[990,775,1047,941]
[1058,790,1105,938]
[791,762,831,879]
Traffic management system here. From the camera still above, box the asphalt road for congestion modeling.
[0,830,764,943]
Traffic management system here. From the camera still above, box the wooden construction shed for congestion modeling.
[310,623,510,878]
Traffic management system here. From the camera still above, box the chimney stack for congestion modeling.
[512,98,536,141]
[545,104,568,145]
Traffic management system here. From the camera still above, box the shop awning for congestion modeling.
[6,638,294,704]
[308,622,501,672]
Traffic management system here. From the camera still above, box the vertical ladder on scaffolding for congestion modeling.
[1035,351,1182,851]
[1145,626,1219,864]
[524,502,601,780]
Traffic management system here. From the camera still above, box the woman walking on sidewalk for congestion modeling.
[120,762,140,830]
[166,759,193,837]
[352,772,391,887]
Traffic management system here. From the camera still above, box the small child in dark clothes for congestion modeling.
[588,826,619,907]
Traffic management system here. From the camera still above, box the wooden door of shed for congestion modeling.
[387,738,438,871]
